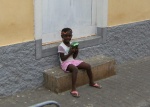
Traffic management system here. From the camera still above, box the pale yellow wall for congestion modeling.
[108,0,150,26]
[0,0,34,46]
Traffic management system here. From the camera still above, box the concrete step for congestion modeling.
[43,55,116,93]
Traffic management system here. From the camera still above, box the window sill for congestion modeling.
[37,35,102,58]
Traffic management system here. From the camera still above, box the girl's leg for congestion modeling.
[77,62,94,85]
[67,64,78,91]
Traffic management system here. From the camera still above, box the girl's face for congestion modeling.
[62,31,72,43]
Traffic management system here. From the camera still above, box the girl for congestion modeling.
[58,28,102,97]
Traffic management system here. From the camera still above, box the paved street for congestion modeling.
[0,56,150,107]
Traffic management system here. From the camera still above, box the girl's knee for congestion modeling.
[68,64,78,72]
[86,63,91,71]
[72,67,78,73]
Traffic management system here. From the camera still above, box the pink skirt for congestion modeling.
[61,60,83,72]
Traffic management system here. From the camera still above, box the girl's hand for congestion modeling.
[72,47,78,59]
[69,47,79,54]
[74,48,78,53]
[68,47,76,54]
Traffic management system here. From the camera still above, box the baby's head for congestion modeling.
[61,28,72,43]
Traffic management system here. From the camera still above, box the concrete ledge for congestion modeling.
[43,55,116,93]
[41,35,102,58]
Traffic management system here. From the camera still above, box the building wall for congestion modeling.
[0,20,150,97]
[0,0,34,46]
[108,0,150,26]
[0,0,150,97]
[1,0,150,46]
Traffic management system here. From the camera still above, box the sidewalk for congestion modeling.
[0,56,150,107]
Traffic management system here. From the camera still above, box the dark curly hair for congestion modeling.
[61,28,72,38]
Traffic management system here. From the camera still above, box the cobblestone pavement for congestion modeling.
[0,56,150,107]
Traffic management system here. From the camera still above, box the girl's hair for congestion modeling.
[61,28,72,37]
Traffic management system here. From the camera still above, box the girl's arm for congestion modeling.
[58,45,73,61]
[59,47,76,61]
[59,52,72,61]
[73,48,78,59]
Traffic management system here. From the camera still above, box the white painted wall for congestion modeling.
[97,0,108,27]
[34,0,42,40]
[43,0,92,33]
[34,0,108,44]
